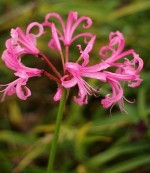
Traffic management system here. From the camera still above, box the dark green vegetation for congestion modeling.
[0,0,150,172]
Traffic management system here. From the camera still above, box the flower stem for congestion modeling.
[43,70,61,84]
[47,89,67,173]
[65,46,69,63]
[59,51,65,73]
[39,52,62,79]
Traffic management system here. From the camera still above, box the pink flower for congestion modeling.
[6,22,44,56]
[100,72,136,111]
[98,31,143,86]
[0,78,31,101]
[0,63,42,101]
[2,39,42,77]
[2,40,41,76]
[61,62,106,105]
[1,31,42,101]
[61,31,143,111]
[0,62,42,100]
[99,31,143,69]
[101,78,124,110]
[43,11,93,48]
[98,32,143,110]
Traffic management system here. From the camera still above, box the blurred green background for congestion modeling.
[0,0,150,173]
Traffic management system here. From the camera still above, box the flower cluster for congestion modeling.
[0,11,143,111]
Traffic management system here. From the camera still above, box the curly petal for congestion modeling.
[26,22,44,37]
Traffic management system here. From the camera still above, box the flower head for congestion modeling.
[0,12,144,112]
[2,40,42,76]
[0,62,42,101]
[0,78,31,101]
[5,22,44,56]
[1,23,43,101]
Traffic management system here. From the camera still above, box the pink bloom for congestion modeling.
[6,22,44,56]
[0,62,42,101]
[61,62,106,105]
[0,63,42,101]
[2,39,42,77]
[43,11,93,48]
[99,31,143,69]
[61,31,143,111]
[100,72,136,111]
[2,40,42,76]
[0,78,31,101]
[98,31,143,87]
[1,32,42,101]
[101,78,124,110]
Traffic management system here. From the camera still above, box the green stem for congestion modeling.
[47,89,67,173]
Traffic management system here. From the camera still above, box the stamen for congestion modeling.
[76,55,82,64]
[123,96,135,104]
[82,79,100,97]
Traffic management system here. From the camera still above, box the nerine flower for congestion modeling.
[2,39,41,75]
[0,56,42,101]
[0,23,43,101]
[0,49,42,101]
[61,62,107,105]
[43,11,93,50]
[61,31,143,111]
[5,22,44,56]
[0,78,31,101]
[0,68,42,101]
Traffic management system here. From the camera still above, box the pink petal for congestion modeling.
[15,79,31,100]
[101,78,124,110]
[74,79,88,105]
[61,75,77,88]
[49,23,62,51]
[44,13,66,33]
[99,31,125,61]
[77,35,96,66]
[26,22,44,37]
[65,11,78,44]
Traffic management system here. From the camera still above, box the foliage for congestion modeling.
[0,0,150,172]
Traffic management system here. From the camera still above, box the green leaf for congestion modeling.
[8,100,22,125]
[87,143,149,168]
[0,130,36,144]
[13,135,51,172]
[106,1,150,21]
[103,154,150,173]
